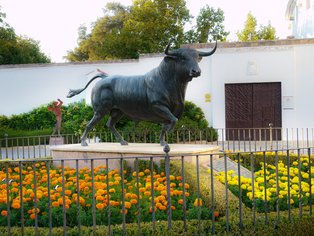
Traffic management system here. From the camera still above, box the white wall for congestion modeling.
[1,40,314,130]
[294,44,314,127]
[207,42,314,129]
[0,64,100,115]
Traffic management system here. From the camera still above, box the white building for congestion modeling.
[286,0,314,38]
[1,39,314,133]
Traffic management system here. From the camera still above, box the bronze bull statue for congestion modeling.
[67,39,217,146]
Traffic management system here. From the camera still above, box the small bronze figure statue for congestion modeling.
[48,98,63,136]
[67,39,217,146]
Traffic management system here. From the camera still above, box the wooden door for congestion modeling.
[225,82,282,140]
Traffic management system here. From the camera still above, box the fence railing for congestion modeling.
[0,146,312,235]
[0,127,314,159]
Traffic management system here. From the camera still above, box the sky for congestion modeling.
[0,0,290,63]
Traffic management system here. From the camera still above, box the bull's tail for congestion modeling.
[67,69,109,98]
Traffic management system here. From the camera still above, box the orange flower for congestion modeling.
[52,201,59,207]
[159,205,166,211]
[1,210,7,217]
[11,202,20,209]
[65,189,72,195]
[124,201,131,209]
[178,199,184,205]
[65,199,72,205]
[130,199,138,204]
[96,203,105,210]
[120,209,128,214]
[11,188,19,193]
[149,206,156,213]
[96,196,105,201]
[30,213,35,219]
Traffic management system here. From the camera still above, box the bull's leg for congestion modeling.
[106,109,128,145]
[152,104,178,146]
[80,112,104,146]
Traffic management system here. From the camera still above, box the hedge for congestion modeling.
[0,216,313,235]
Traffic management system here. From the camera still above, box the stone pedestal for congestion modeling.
[49,137,64,146]
[50,142,220,170]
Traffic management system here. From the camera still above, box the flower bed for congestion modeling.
[216,153,314,212]
[0,161,216,227]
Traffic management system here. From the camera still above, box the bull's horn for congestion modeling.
[198,41,217,57]
[165,38,177,56]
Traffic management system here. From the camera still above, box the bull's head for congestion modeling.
[164,38,217,81]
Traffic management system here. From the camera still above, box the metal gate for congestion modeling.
[225,82,282,141]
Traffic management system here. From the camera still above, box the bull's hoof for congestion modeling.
[81,141,88,146]
[160,141,168,146]
[120,140,128,145]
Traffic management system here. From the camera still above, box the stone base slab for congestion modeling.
[50,142,220,170]
[49,137,64,146]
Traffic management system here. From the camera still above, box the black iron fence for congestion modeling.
[0,146,312,235]
[0,127,314,159]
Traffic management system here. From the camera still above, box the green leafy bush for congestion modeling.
[0,100,217,142]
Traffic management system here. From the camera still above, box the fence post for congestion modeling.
[4,134,8,159]
[269,123,273,151]
[164,144,172,230]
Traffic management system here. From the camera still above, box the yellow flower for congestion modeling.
[291,184,299,191]
[193,198,203,207]
[291,177,299,184]
[302,173,309,179]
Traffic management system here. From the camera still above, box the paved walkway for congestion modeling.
[211,156,252,178]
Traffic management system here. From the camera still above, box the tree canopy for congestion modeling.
[66,1,228,61]
[0,7,50,65]
[184,5,228,43]
[236,12,277,41]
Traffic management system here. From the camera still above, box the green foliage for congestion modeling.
[67,1,228,61]
[236,12,277,41]
[0,7,50,64]
[0,216,313,235]
[67,0,191,61]
[184,5,228,43]
[0,100,215,142]
[61,101,94,134]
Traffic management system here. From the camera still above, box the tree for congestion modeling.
[67,1,230,61]
[66,0,191,61]
[237,12,277,41]
[258,23,277,40]
[0,7,50,64]
[184,5,228,43]
[66,2,134,61]
[123,0,190,53]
